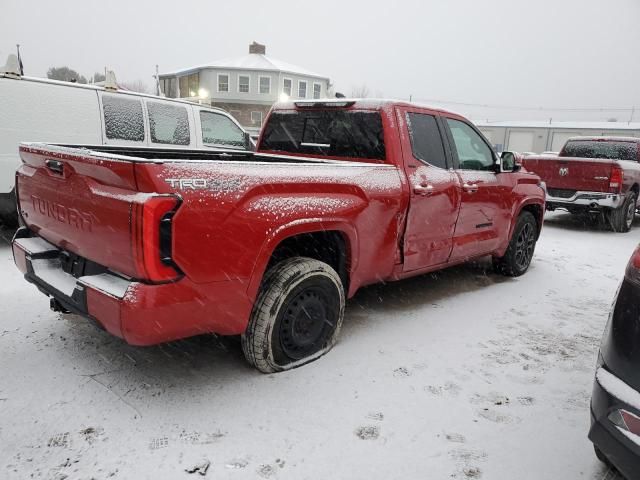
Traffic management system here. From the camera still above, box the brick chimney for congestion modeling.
[249,42,266,55]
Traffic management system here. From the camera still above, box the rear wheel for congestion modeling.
[607,192,637,233]
[0,190,18,228]
[241,257,345,373]
[593,446,613,468]
[493,211,537,277]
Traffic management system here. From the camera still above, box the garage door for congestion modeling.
[479,130,493,143]
[551,132,580,152]
[507,131,534,152]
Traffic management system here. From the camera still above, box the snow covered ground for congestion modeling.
[1,212,638,480]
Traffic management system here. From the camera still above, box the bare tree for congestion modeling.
[350,83,370,98]
[120,80,150,94]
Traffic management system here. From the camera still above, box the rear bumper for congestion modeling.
[546,191,624,210]
[589,367,640,479]
[12,232,254,344]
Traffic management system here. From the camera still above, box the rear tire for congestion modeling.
[0,190,18,228]
[241,257,345,373]
[493,211,537,277]
[607,192,637,233]
[594,445,613,468]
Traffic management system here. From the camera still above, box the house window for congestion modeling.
[239,75,250,93]
[251,111,263,126]
[259,76,271,94]
[313,82,322,99]
[283,78,292,97]
[218,74,229,92]
[298,80,307,98]
[160,78,176,98]
[178,73,199,98]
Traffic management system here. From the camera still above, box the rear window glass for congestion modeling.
[148,102,190,145]
[200,111,246,148]
[260,110,386,160]
[562,140,638,161]
[102,95,145,142]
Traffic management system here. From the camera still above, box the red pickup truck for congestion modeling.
[12,100,545,372]
[522,137,640,232]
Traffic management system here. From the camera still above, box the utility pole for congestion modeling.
[630,106,635,125]
[154,64,161,96]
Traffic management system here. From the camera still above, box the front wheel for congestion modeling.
[607,192,637,233]
[493,211,538,277]
[242,257,345,373]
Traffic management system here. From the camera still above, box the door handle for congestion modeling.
[463,183,478,193]
[413,184,434,196]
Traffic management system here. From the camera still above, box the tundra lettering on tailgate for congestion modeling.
[30,195,93,232]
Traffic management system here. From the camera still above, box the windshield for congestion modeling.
[260,110,386,160]
[562,140,638,161]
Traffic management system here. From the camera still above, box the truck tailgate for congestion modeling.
[522,156,614,194]
[17,144,155,279]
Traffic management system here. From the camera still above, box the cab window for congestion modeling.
[147,101,190,145]
[200,111,246,148]
[406,113,448,169]
[102,95,145,142]
[445,118,494,171]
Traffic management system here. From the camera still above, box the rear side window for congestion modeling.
[148,102,190,145]
[406,113,447,169]
[102,95,145,142]
[200,111,246,148]
[260,110,386,160]
[562,140,638,161]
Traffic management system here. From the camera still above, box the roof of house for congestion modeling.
[160,53,330,80]
[473,120,640,131]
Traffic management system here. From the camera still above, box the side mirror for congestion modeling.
[500,151,521,172]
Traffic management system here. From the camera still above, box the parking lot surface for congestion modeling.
[1,212,637,479]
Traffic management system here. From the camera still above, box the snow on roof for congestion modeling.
[474,120,640,130]
[160,53,330,80]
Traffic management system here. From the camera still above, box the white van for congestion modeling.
[0,61,252,225]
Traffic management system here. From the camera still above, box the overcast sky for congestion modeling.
[2,0,639,122]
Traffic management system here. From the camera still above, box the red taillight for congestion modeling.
[132,195,181,283]
[625,245,640,286]
[609,408,640,437]
[609,166,623,193]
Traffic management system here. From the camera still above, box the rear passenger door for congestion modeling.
[398,108,462,271]
[442,116,508,260]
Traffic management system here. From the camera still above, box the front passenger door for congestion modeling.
[443,117,509,260]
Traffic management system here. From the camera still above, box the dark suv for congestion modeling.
[589,245,640,478]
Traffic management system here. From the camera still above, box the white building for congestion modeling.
[475,120,640,153]
[159,42,331,133]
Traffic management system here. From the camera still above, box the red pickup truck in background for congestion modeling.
[12,100,545,372]
[522,137,640,232]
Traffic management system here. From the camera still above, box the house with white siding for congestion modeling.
[159,43,331,134]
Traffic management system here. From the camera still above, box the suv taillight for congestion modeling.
[132,195,182,283]
[624,245,640,287]
[609,166,623,193]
